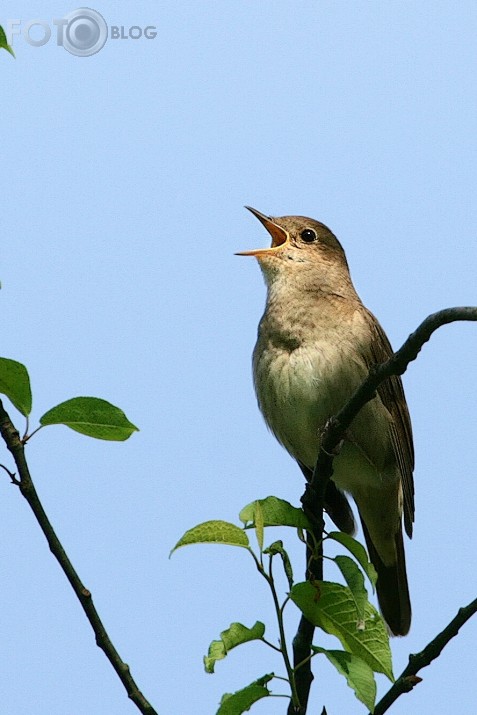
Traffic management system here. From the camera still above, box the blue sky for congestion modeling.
[1,2,476,714]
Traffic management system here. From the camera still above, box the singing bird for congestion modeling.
[237,207,414,636]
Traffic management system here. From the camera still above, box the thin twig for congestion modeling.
[267,555,300,708]
[291,306,477,713]
[372,597,477,714]
[0,462,19,483]
[0,399,159,715]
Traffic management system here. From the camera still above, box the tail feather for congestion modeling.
[325,480,356,535]
[360,518,411,636]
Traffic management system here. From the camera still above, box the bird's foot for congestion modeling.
[319,418,344,456]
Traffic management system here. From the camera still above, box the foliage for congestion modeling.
[0,357,138,441]
[172,496,391,713]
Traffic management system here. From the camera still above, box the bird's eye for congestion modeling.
[300,228,317,243]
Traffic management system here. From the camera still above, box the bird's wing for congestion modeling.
[363,309,415,538]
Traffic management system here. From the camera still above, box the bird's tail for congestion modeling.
[360,517,411,636]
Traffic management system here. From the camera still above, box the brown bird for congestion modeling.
[237,207,414,636]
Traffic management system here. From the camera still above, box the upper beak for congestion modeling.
[235,206,289,257]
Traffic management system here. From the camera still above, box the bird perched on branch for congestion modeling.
[237,207,414,636]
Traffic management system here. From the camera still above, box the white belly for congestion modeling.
[253,340,391,494]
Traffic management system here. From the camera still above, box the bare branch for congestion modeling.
[316,306,477,500]
[372,597,477,714]
[291,306,477,713]
[0,399,159,715]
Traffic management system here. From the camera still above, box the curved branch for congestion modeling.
[372,597,477,714]
[317,306,477,489]
[292,306,477,713]
[0,400,159,715]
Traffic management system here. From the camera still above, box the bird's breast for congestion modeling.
[253,336,356,469]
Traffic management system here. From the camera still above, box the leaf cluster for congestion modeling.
[0,357,138,442]
[172,496,390,713]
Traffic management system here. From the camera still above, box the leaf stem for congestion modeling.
[261,637,283,653]
[22,424,44,443]
[267,555,300,708]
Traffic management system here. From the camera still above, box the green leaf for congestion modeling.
[334,555,367,624]
[313,647,376,712]
[290,581,393,680]
[254,500,264,552]
[217,674,274,714]
[0,26,15,57]
[171,520,250,554]
[0,358,32,416]
[239,496,312,530]
[264,540,294,589]
[204,622,266,673]
[327,531,377,591]
[39,397,138,441]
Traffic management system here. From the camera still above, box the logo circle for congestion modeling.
[62,8,107,57]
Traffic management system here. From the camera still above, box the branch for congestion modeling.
[291,306,477,713]
[318,306,477,490]
[0,399,159,715]
[288,507,324,714]
[288,616,316,714]
[372,597,477,714]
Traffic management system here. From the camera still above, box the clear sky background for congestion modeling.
[1,2,476,714]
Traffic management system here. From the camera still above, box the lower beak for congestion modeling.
[236,206,289,257]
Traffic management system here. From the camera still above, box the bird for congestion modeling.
[237,207,414,636]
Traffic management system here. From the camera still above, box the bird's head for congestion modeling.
[236,207,351,291]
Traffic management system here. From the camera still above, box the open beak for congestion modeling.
[235,206,289,257]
